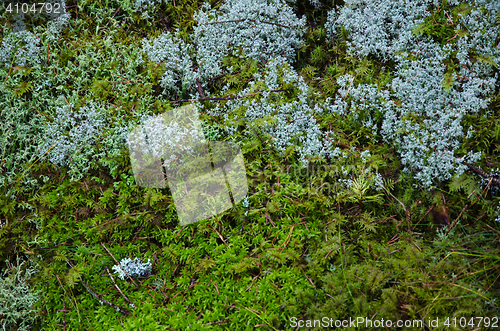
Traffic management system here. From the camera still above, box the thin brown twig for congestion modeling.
[460,65,500,87]
[325,133,359,158]
[105,265,135,308]
[87,215,120,229]
[106,80,140,85]
[413,204,436,229]
[472,177,494,207]
[103,6,121,31]
[407,73,419,83]
[279,225,294,252]
[464,163,500,187]
[304,274,316,288]
[158,11,171,33]
[115,75,143,85]
[171,88,292,103]
[317,77,332,83]
[208,224,229,247]
[131,224,146,244]
[245,272,261,292]
[264,213,276,227]
[66,260,130,316]
[373,178,412,237]
[444,10,454,25]
[33,107,52,121]
[62,95,71,106]
[202,319,230,326]
[101,243,140,289]
[446,33,458,42]
[62,301,67,331]
[446,204,468,234]
[3,69,12,84]
[204,18,292,29]
[208,70,242,81]
[342,74,356,102]
[486,224,500,235]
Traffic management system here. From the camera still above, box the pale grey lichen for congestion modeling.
[325,0,434,61]
[207,57,337,166]
[0,257,40,331]
[43,0,71,42]
[193,0,306,80]
[141,32,199,98]
[324,0,499,188]
[112,258,152,280]
[0,29,42,67]
[37,103,107,180]
[134,0,171,10]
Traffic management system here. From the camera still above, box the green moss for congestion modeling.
[0,0,499,329]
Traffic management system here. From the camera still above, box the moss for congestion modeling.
[0,0,499,329]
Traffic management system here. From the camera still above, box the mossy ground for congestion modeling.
[1,0,499,330]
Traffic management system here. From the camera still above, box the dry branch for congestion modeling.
[464,163,500,186]
[105,265,135,308]
[171,88,292,103]
[101,242,140,289]
[66,260,131,316]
